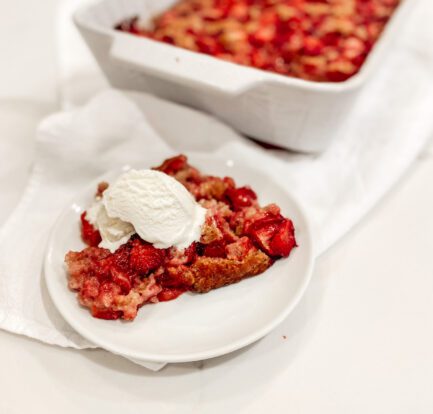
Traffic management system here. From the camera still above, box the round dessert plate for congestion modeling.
[44,154,315,363]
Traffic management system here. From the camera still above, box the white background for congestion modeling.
[1,0,433,413]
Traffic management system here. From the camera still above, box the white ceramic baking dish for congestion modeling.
[74,0,414,152]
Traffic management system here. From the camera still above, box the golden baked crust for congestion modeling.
[191,248,272,293]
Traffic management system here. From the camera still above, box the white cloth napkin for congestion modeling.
[1,0,433,371]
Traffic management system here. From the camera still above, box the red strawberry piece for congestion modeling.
[196,36,221,55]
[129,239,166,275]
[202,240,227,258]
[226,186,257,211]
[250,26,275,47]
[322,32,340,47]
[325,68,353,82]
[154,154,188,175]
[93,256,114,282]
[91,307,121,320]
[157,288,186,302]
[251,49,269,68]
[113,243,132,272]
[223,176,236,190]
[110,267,132,294]
[183,243,197,264]
[80,212,101,247]
[228,3,249,21]
[247,215,284,255]
[161,35,175,44]
[269,219,297,257]
[303,36,324,56]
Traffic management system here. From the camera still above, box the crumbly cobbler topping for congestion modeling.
[116,0,400,82]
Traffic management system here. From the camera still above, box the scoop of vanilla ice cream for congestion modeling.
[88,169,206,252]
[103,169,206,249]
[86,200,135,252]
[86,200,135,253]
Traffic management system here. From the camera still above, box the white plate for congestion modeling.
[44,155,314,363]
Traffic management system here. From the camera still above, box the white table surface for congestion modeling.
[1,1,433,413]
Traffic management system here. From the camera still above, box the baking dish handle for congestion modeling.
[110,34,261,95]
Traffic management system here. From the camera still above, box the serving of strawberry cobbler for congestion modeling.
[65,155,297,321]
[116,0,401,82]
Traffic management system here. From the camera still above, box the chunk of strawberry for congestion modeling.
[303,36,324,56]
[226,186,257,211]
[201,240,227,258]
[112,243,132,272]
[157,288,186,302]
[247,215,284,255]
[129,239,166,275]
[179,243,197,264]
[223,176,236,190]
[154,154,188,175]
[110,267,132,294]
[91,307,121,320]
[269,219,297,257]
[93,255,115,283]
[80,212,101,247]
[196,36,221,55]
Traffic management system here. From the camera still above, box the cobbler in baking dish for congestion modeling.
[65,155,297,321]
[116,0,400,82]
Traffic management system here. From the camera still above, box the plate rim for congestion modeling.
[44,154,315,363]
